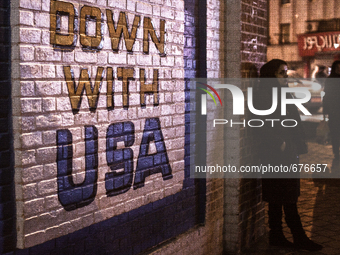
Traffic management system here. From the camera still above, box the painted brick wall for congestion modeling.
[11,0,192,250]
[149,0,269,253]
[148,0,228,253]
[4,0,212,254]
[0,0,16,253]
[2,0,270,254]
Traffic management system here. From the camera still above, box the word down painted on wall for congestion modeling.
[50,0,165,54]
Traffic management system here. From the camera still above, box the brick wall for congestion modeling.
[151,0,269,254]
[148,0,226,253]
[223,0,268,253]
[205,0,225,251]
[241,0,267,72]
[1,0,270,254]
[0,0,16,253]
[12,0,189,248]
[3,0,214,254]
[8,0,210,253]
[239,0,267,251]
[150,0,269,254]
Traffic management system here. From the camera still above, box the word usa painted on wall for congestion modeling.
[51,0,172,211]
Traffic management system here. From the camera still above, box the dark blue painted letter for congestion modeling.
[106,122,135,196]
[57,126,98,211]
[134,118,172,189]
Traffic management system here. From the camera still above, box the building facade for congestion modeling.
[268,0,340,77]
[0,0,268,254]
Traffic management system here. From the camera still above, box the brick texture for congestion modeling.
[4,0,270,254]
[0,0,16,253]
[223,0,268,253]
[238,0,267,252]
[241,0,267,72]
[11,0,190,250]
[8,0,210,254]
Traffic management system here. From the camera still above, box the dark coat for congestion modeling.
[323,62,340,138]
[253,79,307,203]
[323,77,340,119]
[323,75,340,137]
[323,61,340,119]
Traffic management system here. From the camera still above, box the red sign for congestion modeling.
[298,31,340,57]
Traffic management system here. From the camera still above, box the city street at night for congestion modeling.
[242,120,340,254]
[4,0,340,254]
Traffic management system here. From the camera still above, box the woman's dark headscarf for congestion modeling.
[260,59,287,78]
[328,60,340,78]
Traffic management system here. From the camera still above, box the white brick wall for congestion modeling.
[10,0,247,252]
[13,0,186,248]
[150,0,227,254]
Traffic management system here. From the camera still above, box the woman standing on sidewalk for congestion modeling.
[254,59,323,251]
[323,60,340,163]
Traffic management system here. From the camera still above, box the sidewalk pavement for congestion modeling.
[242,140,340,255]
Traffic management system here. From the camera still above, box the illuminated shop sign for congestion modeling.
[298,31,340,57]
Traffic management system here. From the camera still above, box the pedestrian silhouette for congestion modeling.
[254,59,323,251]
[323,60,340,169]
